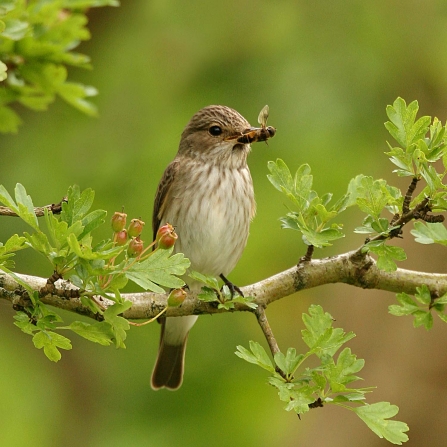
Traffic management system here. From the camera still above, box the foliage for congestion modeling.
[189,270,257,310]
[0,183,190,361]
[269,98,447,273]
[389,284,447,329]
[236,305,409,445]
[0,0,118,133]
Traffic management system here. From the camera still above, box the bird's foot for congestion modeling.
[219,274,244,298]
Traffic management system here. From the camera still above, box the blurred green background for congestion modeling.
[2,1,447,445]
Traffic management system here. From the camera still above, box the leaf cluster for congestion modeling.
[0,0,118,133]
[389,284,447,330]
[189,270,257,310]
[236,305,409,445]
[267,160,348,248]
[269,98,447,273]
[0,183,190,361]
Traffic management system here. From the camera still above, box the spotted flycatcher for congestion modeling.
[151,105,275,390]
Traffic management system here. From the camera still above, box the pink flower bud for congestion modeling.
[167,288,187,307]
[156,223,178,249]
[115,229,128,246]
[111,212,127,232]
[128,218,145,238]
[127,236,144,257]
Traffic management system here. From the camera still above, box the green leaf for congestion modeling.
[57,82,98,117]
[411,222,447,245]
[67,233,121,260]
[325,348,365,391]
[235,341,275,372]
[356,177,394,218]
[197,286,219,302]
[300,226,344,248]
[385,97,430,150]
[189,271,220,289]
[274,348,303,376]
[2,19,29,40]
[32,330,72,362]
[301,305,355,357]
[103,302,132,349]
[355,402,409,444]
[125,248,190,293]
[0,184,18,211]
[389,293,419,316]
[365,241,406,272]
[25,231,52,256]
[65,321,114,346]
[267,160,313,210]
[412,310,433,330]
[414,284,431,305]
[0,60,7,81]
[13,312,37,335]
[268,378,315,414]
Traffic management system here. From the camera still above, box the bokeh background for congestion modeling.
[1,1,447,445]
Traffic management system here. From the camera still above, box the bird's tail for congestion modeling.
[151,315,198,390]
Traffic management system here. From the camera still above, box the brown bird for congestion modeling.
[151,105,275,390]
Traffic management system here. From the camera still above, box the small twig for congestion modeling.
[299,245,314,264]
[128,307,167,327]
[402,177,419,214]
[0,197,67,217]
[254,306,286,378]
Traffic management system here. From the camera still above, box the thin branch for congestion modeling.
[255,306,280,356]
[2,249,447,321]
[255,305,286,378]
[0,197,67,217]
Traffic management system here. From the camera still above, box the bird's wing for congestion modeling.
[152,159,180,241]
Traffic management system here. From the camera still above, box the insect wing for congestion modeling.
[258,105,269,127]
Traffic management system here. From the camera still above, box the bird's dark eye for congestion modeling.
[208,125,223,136]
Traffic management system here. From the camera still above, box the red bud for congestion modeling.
[111,212,127,232]
[127,236,144,257]
[128,218,145,238]
[167,288,187,307]
[156,223,178,249]
[115,229,128,246]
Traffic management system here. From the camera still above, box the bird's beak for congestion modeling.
[225,126,276,145]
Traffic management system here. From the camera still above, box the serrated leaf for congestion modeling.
[103,302,132,349]
[197,286,219,302]
[389,293,419,316]
[302,305,355,357]
[385,97,429,151]
[15,183,39,230]
[326,348,365,389]
[414,284,431,305]
[125,248,190,292]
[366,242,406,272]
[412,310,433,330]
[32,330,72,362]
[235,341,275,372]
[355,402,409,445]
[274,347,302,375]
[66,321,113,345]
[13,311,37,335]
[411,222,447,245]
[189,271,220,289]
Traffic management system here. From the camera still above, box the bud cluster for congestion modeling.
[111,213,178,258]
[111,212,146,257]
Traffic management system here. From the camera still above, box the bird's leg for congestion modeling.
[219,273,244,298]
